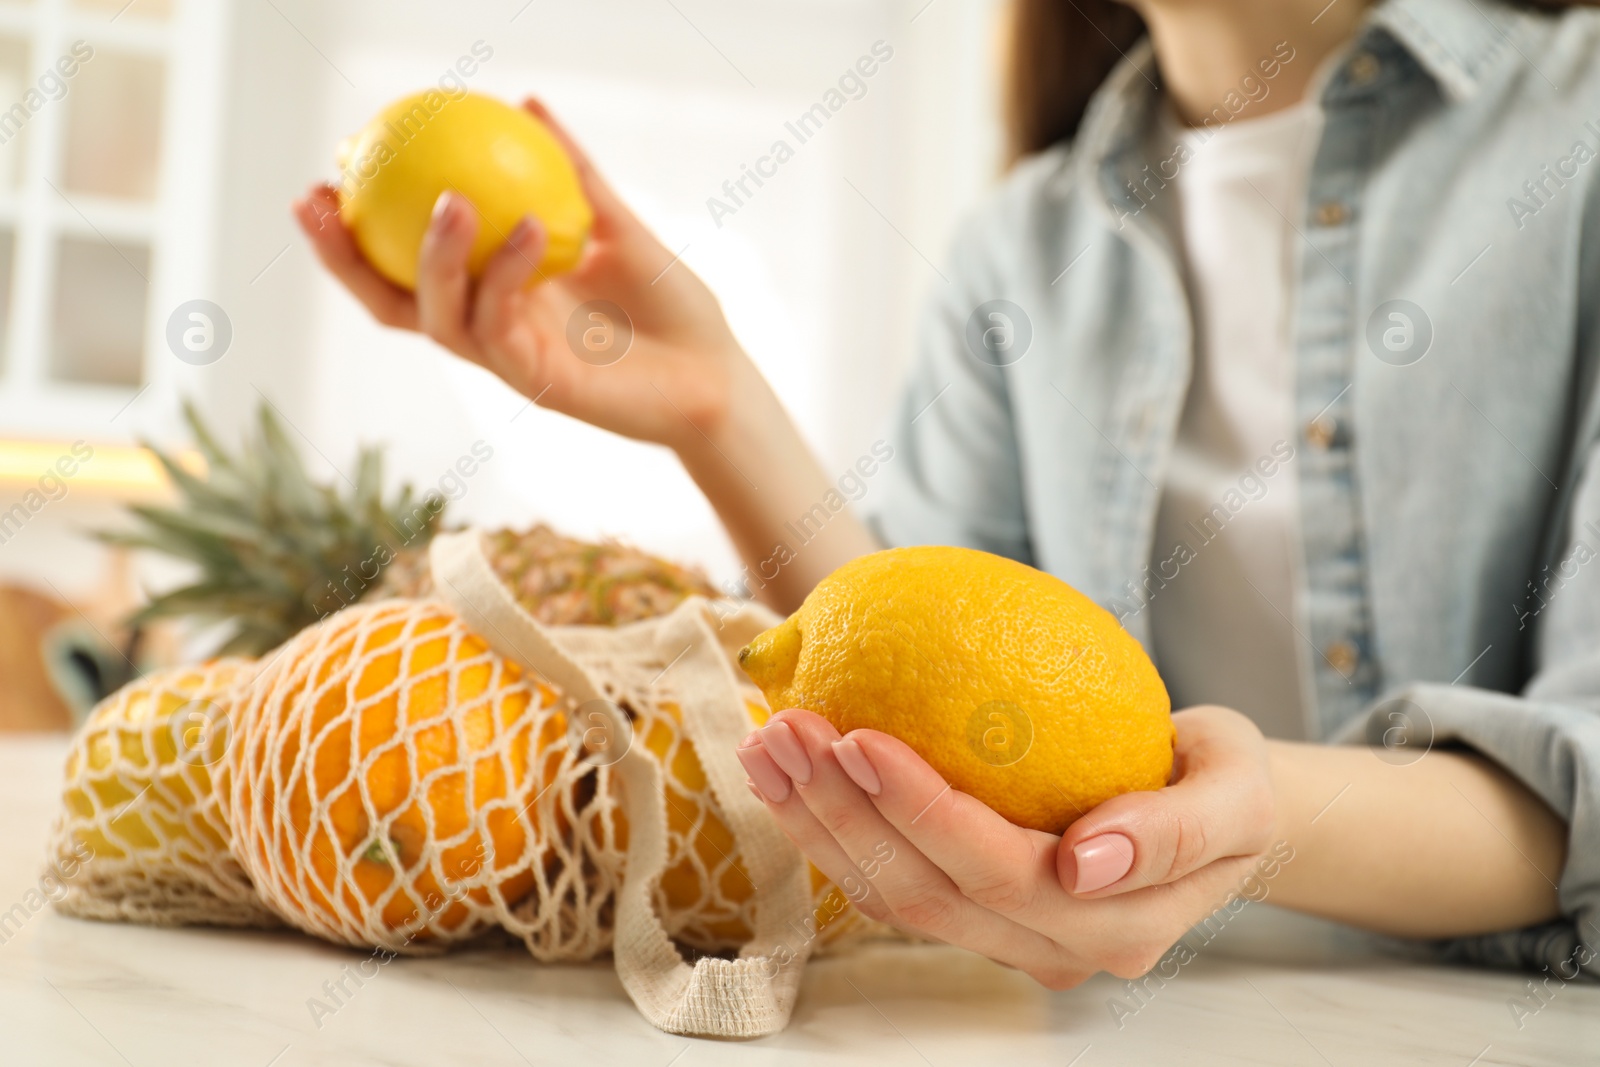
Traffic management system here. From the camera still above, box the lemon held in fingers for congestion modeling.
[738,546,1174,833]
[337,91,593,290]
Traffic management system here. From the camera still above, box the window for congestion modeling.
[0,0,228,440]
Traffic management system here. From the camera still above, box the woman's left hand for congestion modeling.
[736,704,1276,988]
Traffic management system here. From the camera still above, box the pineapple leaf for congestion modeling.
[100,401,446,656]
[354,446,383,515]
[180,398,238,476]
[143,440,223,508]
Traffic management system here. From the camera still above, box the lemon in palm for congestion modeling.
[337,91,592,289]
[739,546,1174,833]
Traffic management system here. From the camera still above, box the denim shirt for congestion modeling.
[871,0,1600,977]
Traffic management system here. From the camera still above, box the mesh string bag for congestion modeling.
[426,529,878,1034]
[500,598,881,960]
[46,658,280,928]
[47,528,883,1036]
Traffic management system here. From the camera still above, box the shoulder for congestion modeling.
[943,141,1096,295]
[960,142,1079,244]
[1371,1,1600,117]
[1498,2,1600,107]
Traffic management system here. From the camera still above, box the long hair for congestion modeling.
[1002,0,1598,166]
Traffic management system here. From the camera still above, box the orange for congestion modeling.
[228,600,566,946]
[602,697,856,949]
[228,597,862,952]
[645,698,764,945]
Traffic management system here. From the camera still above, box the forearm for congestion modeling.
[678,358,880,614]
[1266,740,1567,938]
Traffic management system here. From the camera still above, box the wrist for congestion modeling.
[1264,741,1300,846]
[673,350,781,473]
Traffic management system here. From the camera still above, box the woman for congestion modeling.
[297,0,1598,988]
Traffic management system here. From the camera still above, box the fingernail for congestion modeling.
[832,737,881,796]
[432,190,458,226]
[745,777,765,802]
[739,730,761,749]
[758,721,812,784]
[1073,833,1135,894]
[736,739,791,803]
[509,215,536,245]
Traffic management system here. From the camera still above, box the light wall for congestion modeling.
[1,0,1003,599]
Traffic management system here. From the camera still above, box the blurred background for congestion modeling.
[0,0,1003,729]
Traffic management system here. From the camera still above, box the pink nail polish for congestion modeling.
[758,721,812,784]
[832,737,881,796]
[432,191,458,227]
[738,730,761,749]
[509,215,536,245]
[1073,833,1135,894]
[736,740,791,803]
[745,777,766,802]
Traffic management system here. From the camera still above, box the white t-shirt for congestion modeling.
[1145,100,1324,741]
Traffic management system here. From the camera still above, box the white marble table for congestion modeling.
[0,735,1593,1066]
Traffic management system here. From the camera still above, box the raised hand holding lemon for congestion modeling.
[296,91,880,610]
[293,93,764,458]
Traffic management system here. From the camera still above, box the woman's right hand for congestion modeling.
[298,97,882,611]
[293,98,748,453]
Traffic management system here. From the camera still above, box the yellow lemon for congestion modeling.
[60,659,255,867]
[50,659,277,925]
[337,91,592,289]
[738,546,1174,833]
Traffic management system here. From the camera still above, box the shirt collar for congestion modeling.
[1070,0,1529,211]
[1371,0,1526,103]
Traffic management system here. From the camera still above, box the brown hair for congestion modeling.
[1002,0,1597,166]
[1002,0,1145,165]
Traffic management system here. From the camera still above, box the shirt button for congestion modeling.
[1306,415,1337,450]
[1348,52,1381,86]
[1314,200,1350,226]
[1324,640,1360,677]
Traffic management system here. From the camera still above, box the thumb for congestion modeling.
[1056,705,1274,897]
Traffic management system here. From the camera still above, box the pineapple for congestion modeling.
[107,402,721,655]
[367,525,720,626]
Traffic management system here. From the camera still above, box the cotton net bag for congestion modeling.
[428,529,879,1031]
[217,529,877,1036]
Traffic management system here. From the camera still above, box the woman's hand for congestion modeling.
[293,98,749,453]
[295,97,879,610]
[736,705,1276,987]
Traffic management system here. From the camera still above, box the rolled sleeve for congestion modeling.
[1349,434,1600,977]
[1352,681,1600,977]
